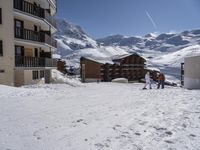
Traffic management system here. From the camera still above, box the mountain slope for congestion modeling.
[54,19,98,57]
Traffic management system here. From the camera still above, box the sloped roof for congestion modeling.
[81,57,114,65]
[112,53,137,60]
[81,53,146,65]
[112,53,146,61]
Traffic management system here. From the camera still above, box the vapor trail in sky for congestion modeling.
[145,10,157,30]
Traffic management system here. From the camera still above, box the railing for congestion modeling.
[14,0,56,28]
[15,56,57,68]
[41,32,57,48]
[15,27,57,48]
[44,9,56,27]
[48,0,57,8]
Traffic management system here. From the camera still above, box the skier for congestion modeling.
[157,73,165,89]
[143,72,152,89]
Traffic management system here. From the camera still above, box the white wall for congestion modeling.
[0,0,15,86]
[24,70,44,85]
[184,56,200,89]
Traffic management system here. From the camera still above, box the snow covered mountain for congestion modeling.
[54,19,200,81]
[97,30,200,53]
[54,19,98,58]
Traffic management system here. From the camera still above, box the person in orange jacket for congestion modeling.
[157,73,165,89]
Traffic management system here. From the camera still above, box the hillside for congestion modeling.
[54,19,98,57]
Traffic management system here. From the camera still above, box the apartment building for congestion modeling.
[0,0,57,86]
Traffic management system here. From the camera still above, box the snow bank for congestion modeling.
[52,69,82,87]
[112,78,128,83]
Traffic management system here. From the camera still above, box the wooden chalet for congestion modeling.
[80,53,147,82]
[57,59,66,73]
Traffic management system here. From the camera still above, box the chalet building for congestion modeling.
[183,55,200,89]
[57,59,66,74]
[0,0,57,86]
[80,53,147,82]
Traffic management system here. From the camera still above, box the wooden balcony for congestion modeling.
[13,0,56,28]
[15,56,57,68]
[15,27,57,48]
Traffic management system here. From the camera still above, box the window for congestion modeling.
[0,8,2,24]
[32,71,39,80]
[0,70,5,73]
[15,45,24,56]
[0,41,3,56]
[14,19,24,38]
[34,25,38,32]
[40,70,45,78]
[35,48,38,57]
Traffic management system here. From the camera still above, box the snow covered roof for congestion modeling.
[112,53,143,60]
[81,57,114,65]
[112,53,135,60]
[82,53,146,65]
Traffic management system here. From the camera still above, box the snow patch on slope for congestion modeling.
[152,45,200,67]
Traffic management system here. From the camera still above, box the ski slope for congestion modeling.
[0,83,200,150]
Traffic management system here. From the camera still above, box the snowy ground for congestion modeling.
[0,83,200,150]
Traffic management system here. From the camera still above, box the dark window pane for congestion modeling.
[15,45,24,56]
[40,70,45,78]
[0,41,3,56]
[32,71,39,80]
[0,70,5,73]
[0,8,2,24]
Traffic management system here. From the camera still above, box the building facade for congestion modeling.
[57,59,66,74]
[80,54,147,82]
[0,0,57,86]
[184,55,200,89]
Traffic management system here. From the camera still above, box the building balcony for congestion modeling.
[13,0,56,28]
[15,27,57,48]
[15,56,57,68]
[48,0,57,9]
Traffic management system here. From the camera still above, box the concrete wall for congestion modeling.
[14,70,24,87]
[184,55,200,89]
[45,69,51,83]
[15,69,45,86]
[0,0,15,86]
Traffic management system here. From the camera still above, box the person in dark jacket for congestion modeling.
[157,73,165,89]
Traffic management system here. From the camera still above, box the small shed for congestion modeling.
[184,55,200,89]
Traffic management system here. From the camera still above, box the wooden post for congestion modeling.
[81,64,85,83]
[181,63,184,86]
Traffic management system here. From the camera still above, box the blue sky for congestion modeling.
[57,0,200,38]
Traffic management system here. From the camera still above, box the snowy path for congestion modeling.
[0,83,200,150]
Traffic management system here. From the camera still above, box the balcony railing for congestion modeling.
[49,0,57,6]
[14,0,56,28]
[15,56,57,68]
[15,27,57,48]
